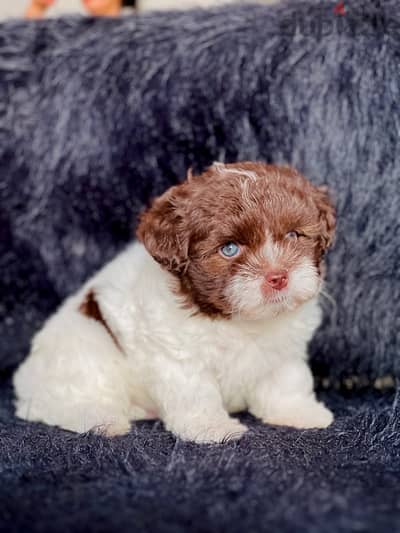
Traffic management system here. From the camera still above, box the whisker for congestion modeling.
[319,288,337,311]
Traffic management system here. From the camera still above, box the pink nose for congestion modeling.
[265,270,288,291]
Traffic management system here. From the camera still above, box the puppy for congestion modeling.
[14,162,336,443]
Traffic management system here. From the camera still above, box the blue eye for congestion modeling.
[220,242,240,258]
[286,230,299,239]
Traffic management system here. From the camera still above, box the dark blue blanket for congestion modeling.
[1,1,400,531]
[1,371,399,533]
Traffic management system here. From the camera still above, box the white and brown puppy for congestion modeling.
[14,162,336,443]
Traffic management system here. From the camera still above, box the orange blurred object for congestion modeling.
[25,0,124,18]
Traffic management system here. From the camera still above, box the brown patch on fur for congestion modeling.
[79,290,123,352]
[137,162,336,318]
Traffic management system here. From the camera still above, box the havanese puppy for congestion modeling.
[14,162,336,443]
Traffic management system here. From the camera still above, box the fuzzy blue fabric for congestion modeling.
[1,371,400,533]
[1,1,400,531]
[1,0,399,380]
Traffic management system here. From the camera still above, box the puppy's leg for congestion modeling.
[247,359,333,429]
[152,365,247,443]
[14,311,133,436]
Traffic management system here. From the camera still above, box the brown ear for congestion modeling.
[136,184,190,275]
[313,186,336,250]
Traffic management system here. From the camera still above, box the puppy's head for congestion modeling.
[137,162,335,320]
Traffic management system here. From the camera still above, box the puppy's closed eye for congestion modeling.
[285,231,301,240]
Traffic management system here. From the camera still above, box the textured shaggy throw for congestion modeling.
[1,0,400,531]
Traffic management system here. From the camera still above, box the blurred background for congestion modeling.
[0,0,279,20]
[1,0,83,18]
[1,0,82,18]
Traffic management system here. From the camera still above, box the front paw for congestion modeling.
[264,398,334,429]
[92,418,132,437]
[168,417,248,444]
